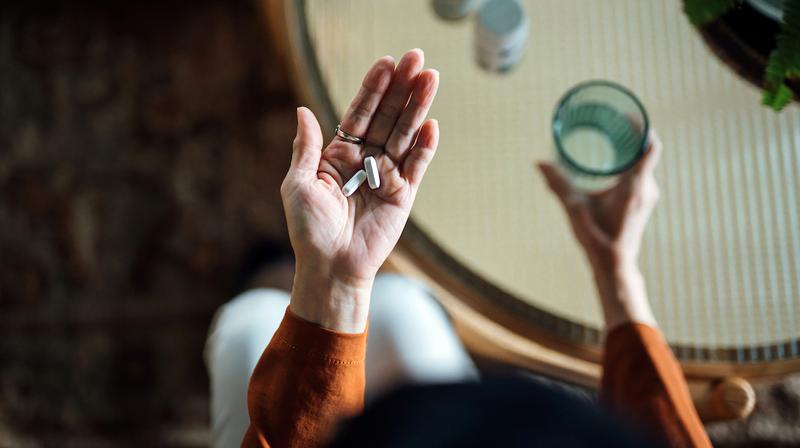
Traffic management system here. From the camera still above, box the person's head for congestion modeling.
[330,376,657,448]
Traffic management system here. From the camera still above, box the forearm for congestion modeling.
[243,265,373,447]
[595,259,711,447]
[590,256,657,331]
[601,324,711,447]
[243,307,368,448]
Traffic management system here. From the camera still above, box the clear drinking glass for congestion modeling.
[552,80,649,189]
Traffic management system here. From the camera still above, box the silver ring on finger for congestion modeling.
[335,124,365,145]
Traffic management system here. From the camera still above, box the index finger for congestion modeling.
[537,161,573,204]
[338,56,395,138]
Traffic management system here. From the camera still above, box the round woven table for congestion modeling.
[265,0,800,391]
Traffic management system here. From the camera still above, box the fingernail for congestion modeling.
[411,48,424,57]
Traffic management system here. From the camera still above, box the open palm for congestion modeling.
[281,50,439,283]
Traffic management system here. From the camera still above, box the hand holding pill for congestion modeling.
[280,49,440,332]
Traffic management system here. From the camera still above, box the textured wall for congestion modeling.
[0,1,294,445]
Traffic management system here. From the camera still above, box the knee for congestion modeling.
[212,289,290,335]
[370,274,444,324]
[204,289,290,372]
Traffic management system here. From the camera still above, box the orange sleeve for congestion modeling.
[601,323,712,448]
[242,307,367,448]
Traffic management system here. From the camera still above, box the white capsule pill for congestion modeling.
[342,169,367,197]
[364,156,380,189]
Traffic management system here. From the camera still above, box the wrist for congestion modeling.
[592,262,643,298]
[289,261,373,333]
[586,246,637,273]
[590,259,657,331]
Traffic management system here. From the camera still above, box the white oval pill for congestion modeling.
[364,156,380,189]
[342,169,367,197]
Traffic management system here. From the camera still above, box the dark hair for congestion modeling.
[330,376,655,448]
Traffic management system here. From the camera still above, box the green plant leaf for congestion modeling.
[683,0,741,25]
[763,0,800,111]
[763,83,793,110]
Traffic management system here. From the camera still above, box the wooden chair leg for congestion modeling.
[689,376,756,422]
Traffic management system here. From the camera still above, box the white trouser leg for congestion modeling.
[365,274,478,402]
[204,289,290,448]
[204,274,478,447]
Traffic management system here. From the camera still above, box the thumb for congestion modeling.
[536,161,573,204]
[291,107,323,173]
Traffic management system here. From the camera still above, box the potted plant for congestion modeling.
[683,0,799,111]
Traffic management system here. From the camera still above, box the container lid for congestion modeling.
[478,0,526,36]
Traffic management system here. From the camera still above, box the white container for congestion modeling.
[433,0,482,20]
[475,0,528,72]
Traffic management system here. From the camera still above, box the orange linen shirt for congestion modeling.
[243,309,711,448]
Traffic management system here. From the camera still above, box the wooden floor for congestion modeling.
[0,1,797,446]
